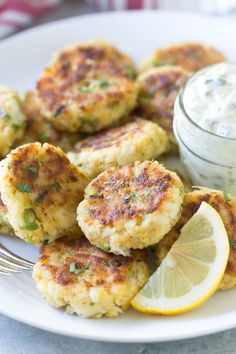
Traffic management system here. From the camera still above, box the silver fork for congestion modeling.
[0,243,34,275]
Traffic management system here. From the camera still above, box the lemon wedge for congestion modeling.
[131,201,229,315]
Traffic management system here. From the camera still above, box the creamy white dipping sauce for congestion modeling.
[174,62,236,194]
[183,63,236,139]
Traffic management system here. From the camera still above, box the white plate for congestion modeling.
[0,10,236,343]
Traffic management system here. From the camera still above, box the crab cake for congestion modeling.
[0,85,26,157]
[51,40,137,79]
[137,66,189,152]
[155,187,236,290]
[77,161,184,255]
[0,143,88,246]
[141,43,226,73]
[26,42,138,134]
[0,194,14,236]
[21,91,82,152]
[33,236,150,318]
[67,118,168,180]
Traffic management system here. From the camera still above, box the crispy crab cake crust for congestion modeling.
[26,41,138,134]
[21,91,82,152]
[67,118,168,180]
[137,66,189,152]
[155,187,236,290]
[77,161,184,255]
[0,85,26,157]
[51,40,137,78]
[0,143,88,246]
[141,43,226,72]
[33,236,150,318]
[0,194,14,236]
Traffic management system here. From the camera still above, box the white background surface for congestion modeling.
[1,1,236,353]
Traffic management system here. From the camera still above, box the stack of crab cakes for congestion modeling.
[33,160,184,318]
[0,40,228,320]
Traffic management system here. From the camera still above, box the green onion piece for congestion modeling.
[18,182,32,193]
[85,261,91,270]
[21,208,38,231]
[28,165,37,174]
[223,191,231,202]
[229,239,236,250]
[139,92,154,99]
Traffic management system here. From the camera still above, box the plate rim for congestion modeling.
[1,9,236,342]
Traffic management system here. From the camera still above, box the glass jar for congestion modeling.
[174,81,236,194]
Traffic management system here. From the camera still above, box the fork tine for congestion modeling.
[0,244,34,267]
[0,255,32,270]
[0,262,22,273]
[0,269,11,275]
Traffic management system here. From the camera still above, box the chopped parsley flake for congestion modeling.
[28,165,37,174]
[104,180,115,185]
[139,92,154,99]
[78,86,91,93]
[145,189,152,196]
[229,239,236,250]
[223,191,231,202]
[42,239,49,246]
[18,182,32,193]
[124,193,136,201]
[12,121,26,131]
[69,262,90,275]
[179,186,185,195]
[96,78,110,89]
[0,109,11,122]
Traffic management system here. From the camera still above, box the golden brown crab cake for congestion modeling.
[141,43,226,73]
[33,236,150,318]
[21,91,83,152]
[0,143,88,246]
[0,85,26,158]
[28,42,138,134]
[51,40,137,79]
[77,161,184,255]
[137,66,190,152]
[67,119,168,180]
[155,187,236,290]
[0,194,14,236]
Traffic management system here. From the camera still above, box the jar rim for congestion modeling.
[179,63,236,142]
